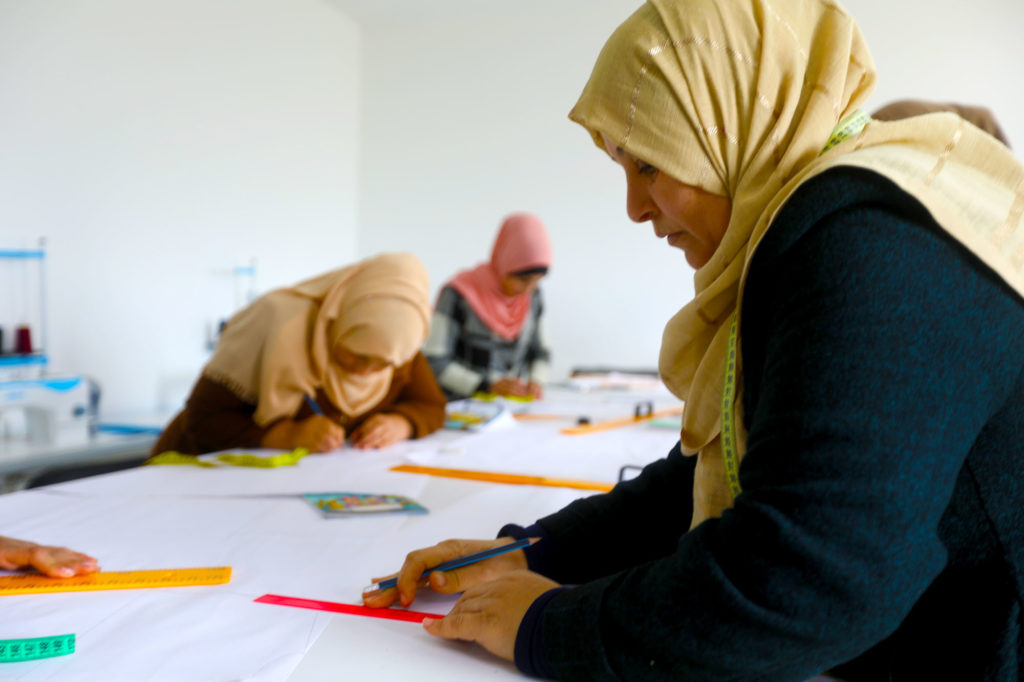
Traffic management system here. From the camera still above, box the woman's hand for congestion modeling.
[262,415,345,452]
[490,377,528,397]
[525,381,543,399]
[363,537,529,608]
[0,536,100,578]
[423,569,561,662]
[350,413,413,449]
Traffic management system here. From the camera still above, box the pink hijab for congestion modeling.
[447,213,553,341]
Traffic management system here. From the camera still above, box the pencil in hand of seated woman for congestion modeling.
[150,252,447,457]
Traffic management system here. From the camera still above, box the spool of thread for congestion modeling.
[15,325,32,354]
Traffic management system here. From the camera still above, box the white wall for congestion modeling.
[2,0,1022,418]
[356,1,688,382]
[848,0,1023,147]
[354,0,1024,384]
[0,0,362,416]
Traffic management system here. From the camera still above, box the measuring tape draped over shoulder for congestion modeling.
[720,312,742,500]
[720,110,873,501]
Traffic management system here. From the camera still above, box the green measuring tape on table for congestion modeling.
[0,634,75,662]
[148,448,309,468]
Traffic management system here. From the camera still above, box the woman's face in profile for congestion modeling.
[500,272,545,297]
[333,344,391,376]
[601,133,732,269]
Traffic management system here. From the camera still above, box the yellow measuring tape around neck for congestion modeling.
[0,567,231,596]
[720,110,873,501]
[720,312,743,500]
[822,109,871,154]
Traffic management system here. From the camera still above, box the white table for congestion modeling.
[0,389,681,681]
[0,430,157,493]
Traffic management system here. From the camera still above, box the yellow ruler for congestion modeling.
[470,392,534,403]
[511,413,566,421]
[391,464,614,492]
[0,567,231,596]
[559,405,684,435]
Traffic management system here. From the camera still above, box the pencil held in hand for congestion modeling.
[362,537,535,594]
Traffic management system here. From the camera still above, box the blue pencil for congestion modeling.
[363,537,534,593]
[304,394,324,415]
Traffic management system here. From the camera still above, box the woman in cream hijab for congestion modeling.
[364,1,1024,679]
[152,252,446,455]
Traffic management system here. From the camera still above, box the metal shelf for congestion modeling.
[0,355,48,368]
[0,238,47,367]
[0,249,45,260]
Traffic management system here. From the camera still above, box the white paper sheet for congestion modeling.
[0,472,585,680]
[0,388,679,681]
[403,419,679,483]
[2,590,328,682]
[288,611,524,681]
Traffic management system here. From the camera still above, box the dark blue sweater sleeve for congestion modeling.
[500,440,695,583]
[514,171,1024,680]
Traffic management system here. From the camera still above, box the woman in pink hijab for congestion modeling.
[424,213,553,400]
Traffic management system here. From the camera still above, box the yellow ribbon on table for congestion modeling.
[147,449,309,468]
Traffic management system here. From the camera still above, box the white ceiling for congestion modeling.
[322,0,583,25]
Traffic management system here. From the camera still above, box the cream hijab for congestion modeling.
[203,252,432,427]
[570,0,1024,526]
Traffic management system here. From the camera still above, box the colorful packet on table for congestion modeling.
[302,492,427,517]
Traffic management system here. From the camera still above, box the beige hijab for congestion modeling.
[203,252,432,427]
[570,0,1024,527]
[872,99,1011,148]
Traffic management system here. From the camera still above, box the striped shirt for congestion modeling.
[424,285,551,400]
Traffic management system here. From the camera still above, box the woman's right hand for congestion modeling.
[262,415,345,452]
[490,377,528,397]
[362,537,529,608]
[0,537,99,578]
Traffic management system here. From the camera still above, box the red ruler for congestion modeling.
[254,593,443,623]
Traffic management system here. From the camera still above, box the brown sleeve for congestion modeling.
[151,376,269,455]
[358,351,447,438]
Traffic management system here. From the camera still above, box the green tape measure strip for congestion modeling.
[148,448,309,468]
[216,448,309,468]
[821,108,871,154]
[147,451,218,467]
[718,110,872,501]
[0,634,75,662]
[721,311,742,500]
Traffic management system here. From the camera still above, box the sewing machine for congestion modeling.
[0,374,97,444]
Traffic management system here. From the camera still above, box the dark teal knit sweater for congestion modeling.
[507,167,1024,680]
